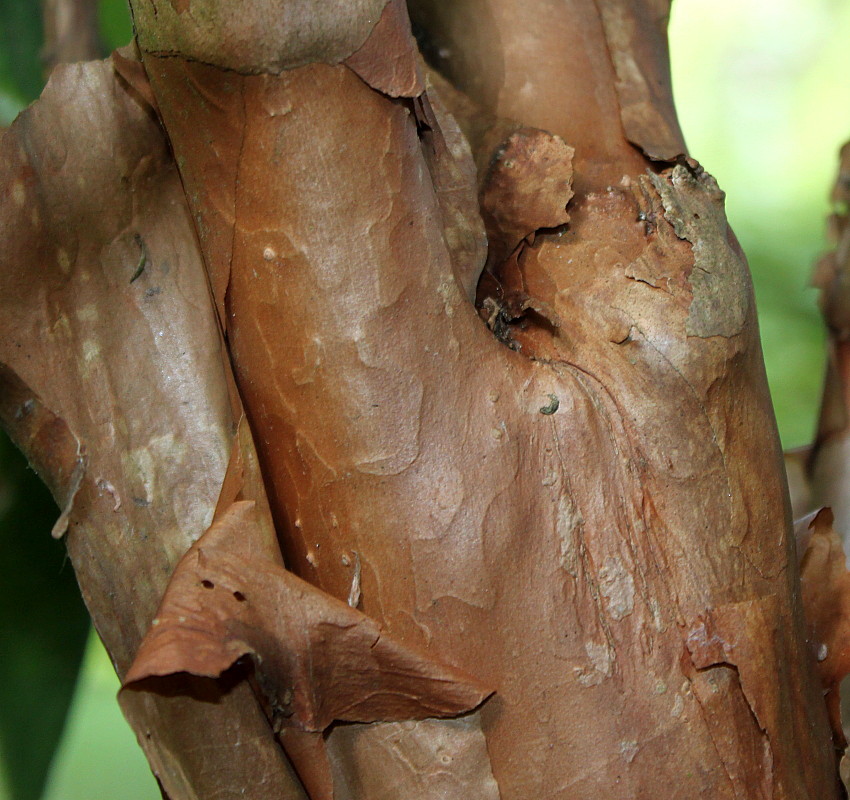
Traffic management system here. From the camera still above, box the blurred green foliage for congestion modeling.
[0,0,848,797]
[98,0,133,50]
[670,0,850,447]
[0,437,90,800]
[40,632,159,800]
[0,1,42,106]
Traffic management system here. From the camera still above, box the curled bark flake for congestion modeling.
[594,0,686,161]
[124,501,492,733]
[480,128,575,265]
[211,415,281,562]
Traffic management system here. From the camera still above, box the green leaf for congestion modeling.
[99,0,133,51]
[0,432,91,800]
[41,633,161,800]
[0,0,43,104]
[0,86,24,126]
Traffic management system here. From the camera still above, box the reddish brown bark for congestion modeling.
[0,1,842,798]
[131,0,837,796]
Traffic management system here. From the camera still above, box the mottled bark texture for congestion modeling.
[0,0,842,798]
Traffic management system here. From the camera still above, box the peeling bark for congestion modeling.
[0,1,841,798]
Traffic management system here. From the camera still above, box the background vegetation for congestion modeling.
[0,0,847,796]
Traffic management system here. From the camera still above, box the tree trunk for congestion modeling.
[0,1,840,798]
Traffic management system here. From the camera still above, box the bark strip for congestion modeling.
[0,57,306,800]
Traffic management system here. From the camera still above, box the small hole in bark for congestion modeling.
[539,394,560,415]
[201,579,214,589]
[233,590,247,602]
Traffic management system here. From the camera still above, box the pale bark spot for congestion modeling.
[76,303,99,323]
[619,740,639,763]
[671,693,685,718]
[556,493,582,575]
[12,181,25,206]
[576,641,615,686]
[599,555,635,621]
[57,247,71,274]
[82,338,100,364]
